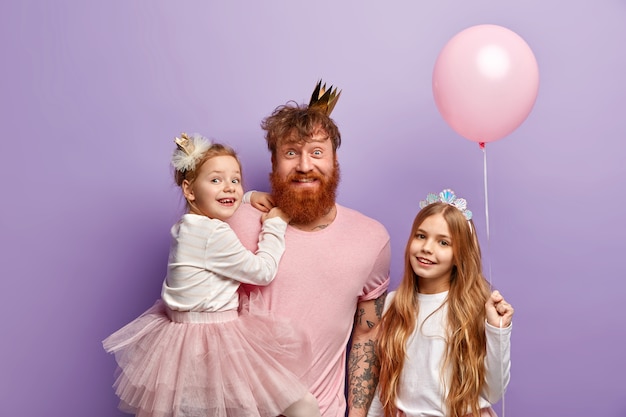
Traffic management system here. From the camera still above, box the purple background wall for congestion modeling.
[1,1,625,416]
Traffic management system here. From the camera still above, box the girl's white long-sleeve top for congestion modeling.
[161,213,287,312]
[368,291,511,417]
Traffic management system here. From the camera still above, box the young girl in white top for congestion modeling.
[103,133,320,417]
[368,189,514,417]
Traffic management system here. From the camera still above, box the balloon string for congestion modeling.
[481,143,493,286]
[481,142,505,417]
[500,317,506,417]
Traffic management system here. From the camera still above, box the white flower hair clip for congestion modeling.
[171,132,212,172]
[419,189,473,220]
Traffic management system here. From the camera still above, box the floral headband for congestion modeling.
[171,132,212,172]
[419,189,473,220]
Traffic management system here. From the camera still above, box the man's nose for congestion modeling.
[296,154,313,172]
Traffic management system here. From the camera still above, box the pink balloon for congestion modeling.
[432,24,539,143]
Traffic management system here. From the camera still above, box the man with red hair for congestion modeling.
[229,82,391,417]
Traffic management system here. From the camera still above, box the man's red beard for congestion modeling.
[270,164,340,225]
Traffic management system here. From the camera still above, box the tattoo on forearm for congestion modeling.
[348,339,380,409]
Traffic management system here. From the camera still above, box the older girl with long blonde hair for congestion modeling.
[368,190,514,417]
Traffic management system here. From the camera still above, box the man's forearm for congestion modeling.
[347,293,387,416]
[347,337,379,416]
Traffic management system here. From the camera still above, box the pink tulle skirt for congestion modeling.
[102,292,312,417]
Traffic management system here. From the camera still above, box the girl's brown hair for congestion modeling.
[376,202,491,417]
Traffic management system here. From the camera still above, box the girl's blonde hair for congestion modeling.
[376,202,491,417]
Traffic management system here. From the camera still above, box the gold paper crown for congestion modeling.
[308,79,341,116]
[174,133,193,155]
[171,132,212,172]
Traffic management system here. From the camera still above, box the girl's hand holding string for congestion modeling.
[485,290,514,328]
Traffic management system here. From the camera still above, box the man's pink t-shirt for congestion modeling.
[228,203,391,417]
